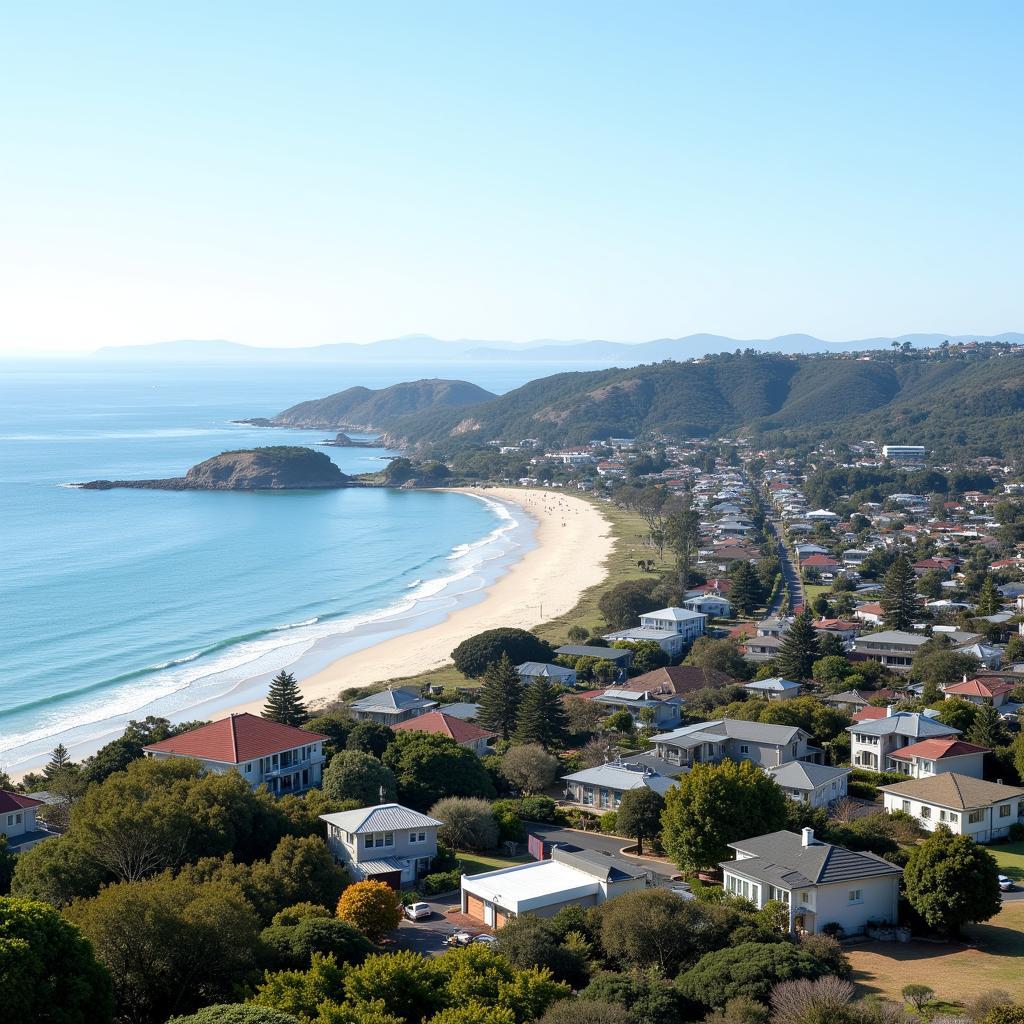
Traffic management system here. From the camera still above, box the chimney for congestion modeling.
[886,704,895,717]
[801,827,815,847]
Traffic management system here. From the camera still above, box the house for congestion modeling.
[622,665,738,697]
[143,712,327,795]
[813,619,860,643]
[516,662,578,686]
[437,701,482,721]
[801,554,840,573]
[320,803,443,888]
[392,711,495,755]
[766,763,851,808]
[744,677,802,701]
[583,689,684,729]
[554,645,633,675]
[854,602,885,626]
[880,775,1024,843]
[852,630,931,671]
[884,737,989,779]
[604,607,706,659]
[348,688,438,724]
[957,644,1004,670]
[683,594,733,619]
[742,635,782,662]
[943,676,1016,708]
[651,718,822,770]
[460,845,647,926]
[0,790,55,852]
[847,709,960,772]
[821,689,875,713]
[720,828,901,936]
[851,706,889,724]
[561,759,678,810]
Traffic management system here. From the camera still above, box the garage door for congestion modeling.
[466,895,485,922]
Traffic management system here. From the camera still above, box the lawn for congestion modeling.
[803,584,831,608]
[986,842,1024,884]
[847,903,1024,1004]
[455,851,531,875]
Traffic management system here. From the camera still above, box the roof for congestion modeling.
[359,858,408,875]
[516,661,576,678]
[724,830,901,888]
[143,713,327,764]
[604,627,680,642]
[625,666,737,696]
[854,630,930,648]
[945,678,1016,698]
[652,717,807,747]
[438,702,481,721]
[745,677,801,693]
[802,554,839,567]
[887,737,990,762]
[349,689,438,713]
[320,803,443,833]
[822,689,873,706]
[461,859,603,913]
[392,711,495,744]
[848,711,960,740]
[549,845,644,882]
[879,773,1024,810]
[767,762,851,791]
[562,761,677,795]
[0,789,43,813]
[852,706,889,722]
[554,645,632,664]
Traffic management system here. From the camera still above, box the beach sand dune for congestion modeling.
[231,487,614,713]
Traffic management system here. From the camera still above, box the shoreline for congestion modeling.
[224,487,614,717]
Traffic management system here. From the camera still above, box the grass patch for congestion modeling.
[986,842,1024,883]
[803,584,831,607]
[456,851,531,875]
[847,903,1024,1003]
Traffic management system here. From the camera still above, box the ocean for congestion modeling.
[0,358,590,773]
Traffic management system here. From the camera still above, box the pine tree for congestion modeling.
[728,561,763,616]
[476,653,524,741]
[514,677,570,750]
[976,575,1000,617]
[881,552,918,631]
[966,702,1009,749]
[262,670,309,726]
[43,743,72,779]
[774,609,821,681]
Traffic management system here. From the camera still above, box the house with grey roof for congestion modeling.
[744,677,802,701]
[721,828,901,936]
[766,762,851,808]
[650,718,822,771]
[320,803,443,888]
[585,688,684,729]
[348,687,438,725]
[847,708,960,772]
[516,661,577,686]
[561,759,678,811]
[554,645,633,679]
[603,607,706,659]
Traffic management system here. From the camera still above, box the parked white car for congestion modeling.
[404,902,432,921]
[998,875,1014,892]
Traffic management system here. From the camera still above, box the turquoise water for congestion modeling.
[0,360,570,772]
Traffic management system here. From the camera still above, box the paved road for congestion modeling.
[523,822,679,879]
[765,516,804,613]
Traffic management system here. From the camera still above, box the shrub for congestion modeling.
[422,870,462,895]
[430,797,500,852]
[520,795,559,822]
[334,880,402,942]
[1008,823,1024,842]
[260,916,376,969]
[452,629,554,679]
[168,1007,300,1024]
[269,902,331,927]
[432,845,458,872]
[599,811,619,835]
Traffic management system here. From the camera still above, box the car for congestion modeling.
[404,902,432,921]
[998,875,1014,892]
[472,933,498,945]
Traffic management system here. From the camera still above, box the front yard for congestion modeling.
[454,851,531,876]
[847,902,1024,1004]
[986,841,1024,884]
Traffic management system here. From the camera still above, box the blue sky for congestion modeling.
[2,2,1021,352]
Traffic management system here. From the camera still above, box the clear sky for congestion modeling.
[2,2,1021,353]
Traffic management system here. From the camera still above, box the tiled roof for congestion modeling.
[0,789,43,813]
[879,773,1024,810]
[625,666,737,695]
[320,803,443,833]
[143,713,326,763]
[945,678,1015,698]
[852,706,888,722]
[392,711,495,744]
[887,738,990,761]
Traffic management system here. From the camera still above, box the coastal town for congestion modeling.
[7,351,1024,1024]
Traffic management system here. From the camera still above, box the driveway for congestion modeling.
[391,896,465,956]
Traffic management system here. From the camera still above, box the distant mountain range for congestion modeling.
[95,332,1024,366]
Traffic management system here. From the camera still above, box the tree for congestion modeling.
[346,721,395,758]
[500,744,559,794]
[430,797,499,851]
[514,678,570,750]
[322,750,397,805]
[666,495,702,597]
[335,880,402,942]
[66,873,262,1024]
[811,655,852,692]
[967,703,1010,748]
[303,713,352,759]
[686,636,749,680]
[477,654,525,741]
[598,578,662,631]
[539,1002,629,1024]
[44,742,74,779]
[912,643,981,694]
[579,971,682,1024]
[168,1008,300,1024]
[494,914,588,987]
[901,984,935,1012]
[976,575,1001,617]
[567,625,589,644]
[261,916,376,970]
[662,759,788,871]
[0,895,114,1024]
[0,835,14,895]
[881,554,917,631]
[452,629,554,679]
[774,611,821,682]
[382,732,495,810]
[612,639,670,673]
[264,671,309,727]
[903,826,1001,935]
[616,788,665,855]
[935,697,980,734]
[729,562,763,617]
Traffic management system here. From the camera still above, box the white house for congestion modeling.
[683,595,733,619]
[460,845,647,926]
[766,762,851,808]
[879,774,1024,843]
[320,803,443,888]
[603,607,706,658]
[143,713,327,795]
[744,677,802,701]
[847,709,960,772]
[721,828,901,936]
[0,790,54,852]
[884,737,988,779]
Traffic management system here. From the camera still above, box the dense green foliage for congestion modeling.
[322,750,398,805]
[263,671,309,727]
[452,629,554,679]
[382,732,496,809]
[477,653,525,740]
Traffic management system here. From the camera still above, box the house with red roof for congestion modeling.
[393,710,495,755]
[0,789,54,851]
[801,554,840,572]
[812,618,860,642]
[943,676,1016,709]
[851,706,888,724]
[886,737,989,780]
[144,712,327,795]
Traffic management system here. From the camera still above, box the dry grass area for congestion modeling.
[847,903,1024,1004]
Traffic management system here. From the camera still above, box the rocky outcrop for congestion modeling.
[78,447,350,491]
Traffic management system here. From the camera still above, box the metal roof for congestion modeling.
[320,802,443,834]
[847,711,960,739]
[767,761,851,791]
[349,689,438,712]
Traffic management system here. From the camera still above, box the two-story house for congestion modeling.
[650,718,822,770]
[348,688,438,724]
[603,607,706,659]
[143,712,326,795]
[847,709,960,772]
[766,762,851,808]
[0,789,54,852]
[392,710,495,755]
[885,737,989,779]
[320,803,443,888]
[720,828,901,936]
[516,662,578,687]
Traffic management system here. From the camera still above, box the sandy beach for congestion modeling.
[227,487,614,715]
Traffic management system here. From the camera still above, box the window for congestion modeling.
[939,810,947,822]
[949,813,959,824]
[409,831,426,844]
[799,891,811,905]
[363,831,394,849]
[848,889,863,904]
[739,744,749,755]
[968,810,985,824]
[921,806,932,819]
[245,763,252,773]
[902,800,911,813]
[5,814,11,826]
[1000,804,1012,818]
[15,813,21,825]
